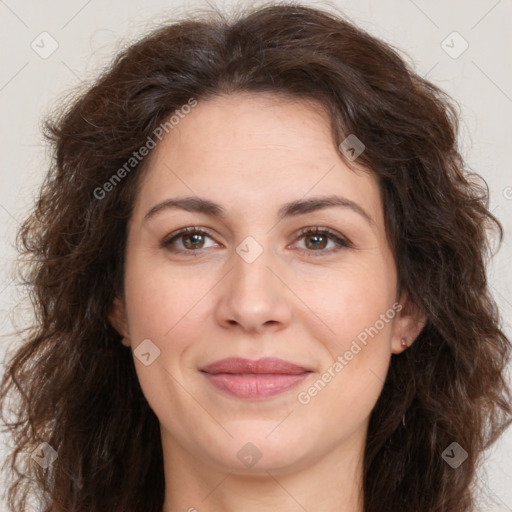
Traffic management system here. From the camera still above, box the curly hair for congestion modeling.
[1,2,511,511]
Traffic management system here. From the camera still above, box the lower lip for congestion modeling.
[202,372,311,399]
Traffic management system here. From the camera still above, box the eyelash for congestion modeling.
[160,226,352,257]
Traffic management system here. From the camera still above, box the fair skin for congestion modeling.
[109,92,425,512]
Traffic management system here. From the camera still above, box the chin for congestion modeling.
[202,423,321,474]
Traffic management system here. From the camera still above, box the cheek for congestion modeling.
[123,252,208,342]
[295,267,396,427]
[303,258,397,348]
[299,264,397,424]
[123,243,397,353]
[121,256,207,425]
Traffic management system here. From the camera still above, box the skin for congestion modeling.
[109,92,426,512]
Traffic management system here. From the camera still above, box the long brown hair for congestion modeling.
[1,3,511,511]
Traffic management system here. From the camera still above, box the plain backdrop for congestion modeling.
[1,0,511,510]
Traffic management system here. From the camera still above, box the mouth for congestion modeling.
[199,357,313,400]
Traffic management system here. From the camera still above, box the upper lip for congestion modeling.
[199,357,312,375]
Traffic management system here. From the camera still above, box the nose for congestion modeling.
[214,241,293,333]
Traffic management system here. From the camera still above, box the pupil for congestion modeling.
[307,234,327,250]
[185,233,203,249]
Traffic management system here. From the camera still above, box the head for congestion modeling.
[108,88,425,478]
[2,3,511,512]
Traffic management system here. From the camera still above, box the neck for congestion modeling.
[161,430,366,512]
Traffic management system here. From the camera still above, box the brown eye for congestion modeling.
[161,227,218,255]
[304,232,329,250]
[182,232,206,249]
[294,227,351,256]
[161,226,351,258]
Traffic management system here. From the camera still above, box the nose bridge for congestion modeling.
[231,234,279,299]
[216,234,292,330]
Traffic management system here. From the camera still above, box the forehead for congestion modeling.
[131,92,382,226]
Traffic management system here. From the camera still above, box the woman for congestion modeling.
[1,3,511,511]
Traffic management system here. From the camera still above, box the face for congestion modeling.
[109,92,424,475]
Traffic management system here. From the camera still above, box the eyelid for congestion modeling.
[290,226,352,254]
[161,226,221,250]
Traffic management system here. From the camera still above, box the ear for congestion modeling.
[391,292,427,354]
[108,296,131,347]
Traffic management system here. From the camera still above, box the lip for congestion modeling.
[199,357,313,400]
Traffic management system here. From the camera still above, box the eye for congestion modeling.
[161,227,219,256]
[161,226,352,257]
[291,227,352,256]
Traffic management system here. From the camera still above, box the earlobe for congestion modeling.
[392,293,427,353]
[108,296,130,343]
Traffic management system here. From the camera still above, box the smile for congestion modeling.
[199,357,313,399]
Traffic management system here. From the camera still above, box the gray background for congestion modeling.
[1,0,511,510]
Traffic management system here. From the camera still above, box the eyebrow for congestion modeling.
[143,194,375,226]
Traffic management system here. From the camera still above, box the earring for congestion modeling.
[400,337,408,348]
[402,413,406,427]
